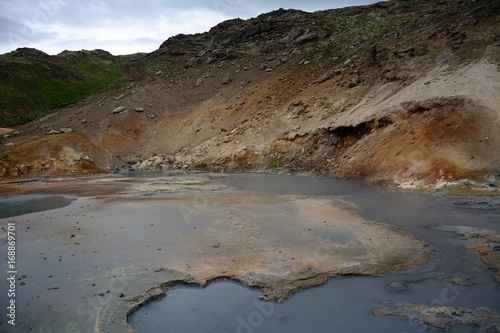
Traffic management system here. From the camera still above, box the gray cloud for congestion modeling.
[0,0,378,55]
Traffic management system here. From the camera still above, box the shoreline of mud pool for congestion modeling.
[0,172,498,333]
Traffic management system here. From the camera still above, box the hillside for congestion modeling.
[1,0,499,192]
[0,48,135,127]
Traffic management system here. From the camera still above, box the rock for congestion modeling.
[222,76,232,84]
[265,68,274,72]
[292,48,302,55]
[195,78,204,87]
[114,94,125,100]
[3,134,9,138]
[59,128,73,133]
[82,119,87,124]
[48,130,62,135]
[138,156,164,170]
[344,58,353,66]
[112,106,127,114]
[317,72,332,83]
[4,143,14,147]
[156,70,163,76]
[134,107,144,112]
[294,32,318,44]
[348,76,361,88]
[259,63,267,70]
[17,164,31,175]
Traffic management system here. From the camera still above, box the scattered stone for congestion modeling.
[259,63,267,70]
[156,70,163,76]
[4,143,14,147]
[59,128,73,133]
[195,78,204,87]
[222,76,232,84]
[112,106,127,114]
[348,76,361,88]
[114,94,125,100]
[82,119,87,124]
[134,107,144,113]
[48,130,62,135]
[265,68,274,72]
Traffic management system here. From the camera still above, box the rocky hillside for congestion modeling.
[1,0,499,192]
[0,48,135,127]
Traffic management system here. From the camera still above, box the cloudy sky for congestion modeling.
[0,0,378,55]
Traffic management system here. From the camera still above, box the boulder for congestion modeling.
[112,106,127,114]
[138,156,164,170]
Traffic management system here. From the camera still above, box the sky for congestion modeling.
[0,0,379,56]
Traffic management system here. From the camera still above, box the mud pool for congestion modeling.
[0,195,73,219]
[0,173,498,333]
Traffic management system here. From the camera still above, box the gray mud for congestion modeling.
[127,174,499,333]
[0,173,498,333]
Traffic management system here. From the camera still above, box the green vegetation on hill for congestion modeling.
[0,48,126,127]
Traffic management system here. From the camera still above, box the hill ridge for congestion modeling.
[1,0,499,192]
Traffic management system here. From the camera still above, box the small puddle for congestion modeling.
[128,281,263,333]
[0,195,73,218]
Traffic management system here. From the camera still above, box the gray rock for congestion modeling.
[294,32,318,44]
[134,107,144,112]
[59,128,73,133]
[48,130,62,135]
[348,76,361,88]
[222,76,232,84]
[195,78,204,87]
[259,63,267,70]
[112,106,127,114]
[114,94,125,100]
[4,143,14,147]
[156,70,163,76]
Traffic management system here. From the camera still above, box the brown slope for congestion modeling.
[0,0,499,193]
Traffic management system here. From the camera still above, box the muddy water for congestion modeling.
[0,195,73,218]
[129,174,500,333]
